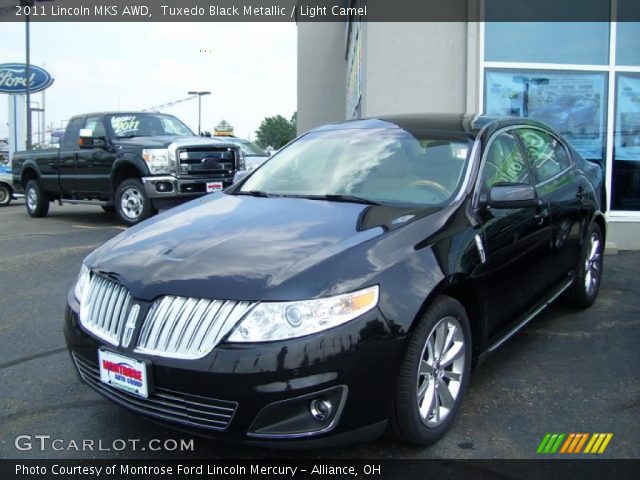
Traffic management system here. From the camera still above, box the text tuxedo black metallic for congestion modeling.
[65,114,605,447]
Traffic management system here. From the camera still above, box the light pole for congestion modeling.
[188,91,210,135]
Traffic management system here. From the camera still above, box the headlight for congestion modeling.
[227,286,379,342]
[238,149,246,170]
[142,149,174,175]
[74,264,91,303]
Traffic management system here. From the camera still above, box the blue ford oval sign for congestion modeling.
[0,63,54,94]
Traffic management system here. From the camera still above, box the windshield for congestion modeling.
[238,127,472,206]
[217,137,267,156]
[107,113,194,138]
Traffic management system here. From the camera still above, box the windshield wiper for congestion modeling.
[234,190,271,198]
[288,194,380,206]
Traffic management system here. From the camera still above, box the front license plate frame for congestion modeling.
[98,349,150,398]
[206,181,223,193]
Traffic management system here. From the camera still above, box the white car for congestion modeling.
[0,162,18,206]
[210,137,271,182]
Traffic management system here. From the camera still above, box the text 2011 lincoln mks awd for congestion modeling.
[65,114,605,446]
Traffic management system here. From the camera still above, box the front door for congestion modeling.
[75,116,113,195]
[475,129,553,341]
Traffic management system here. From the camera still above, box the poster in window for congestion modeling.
[485,70,607,161]
[616,75,640,161]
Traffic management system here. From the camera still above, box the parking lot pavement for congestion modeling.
[0,202,638,460]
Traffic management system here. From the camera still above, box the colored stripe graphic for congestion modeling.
[537,433,565,454]
[585,433,614,454]
[539,433,613,454]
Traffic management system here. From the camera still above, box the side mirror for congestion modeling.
[78,129,108,149]
[488,183,538,209]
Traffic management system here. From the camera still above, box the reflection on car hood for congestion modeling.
[85,193,409,301]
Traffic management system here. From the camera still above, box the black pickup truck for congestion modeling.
[12,112,245,225]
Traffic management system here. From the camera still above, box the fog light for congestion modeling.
[309,398,332,421]
[155,181,173,193]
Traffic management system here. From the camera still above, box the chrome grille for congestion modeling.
[79,274,132,346]
[178,147,236,178]
[72,353,237,431]
[136,296,255,359]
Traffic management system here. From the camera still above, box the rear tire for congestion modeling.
[563,223,603,308]
[115,178,155,225]
[0,183,11,206]
[25,179,49,217]
[389,295,472,446]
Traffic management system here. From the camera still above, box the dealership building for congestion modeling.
[297,18,640,250]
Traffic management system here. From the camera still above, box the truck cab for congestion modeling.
[12,112,245,225]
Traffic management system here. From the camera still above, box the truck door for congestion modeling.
[75,116,113,195]
[58,117,84,194]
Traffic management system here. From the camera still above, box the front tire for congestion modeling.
[115,178,155,226]
[0,183,11,206]
[25,179,49,217]
[389,295,472,446]
[564,223,603,308]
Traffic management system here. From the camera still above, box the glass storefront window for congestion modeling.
[616,23,640,66]
[485,22,610,65]
[612,73,640,210]
[484,69,608,163]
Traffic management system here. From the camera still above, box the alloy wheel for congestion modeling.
[416,316,465,428]
[584,231,602,296]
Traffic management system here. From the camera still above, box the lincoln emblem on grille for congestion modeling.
[121,304,141,348]
[201,157,220,167]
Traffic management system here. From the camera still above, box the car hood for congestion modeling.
[85,194,437,301]
[113,136,228,150]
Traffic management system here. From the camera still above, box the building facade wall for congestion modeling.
[296,22,347,135]
[362,22,471,117]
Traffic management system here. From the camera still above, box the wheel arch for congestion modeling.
[111,157,145,193]
[20,162,40,186]
[410,275,485,367]
[591,212,607,244]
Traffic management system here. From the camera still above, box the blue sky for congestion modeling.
[0,22,297,141]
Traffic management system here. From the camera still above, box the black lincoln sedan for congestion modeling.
[65,114,605,447]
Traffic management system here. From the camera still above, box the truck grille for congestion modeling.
[178,147,236,179]
[72,353,237,431]
[135,296,255,359]
[79,274,133,346]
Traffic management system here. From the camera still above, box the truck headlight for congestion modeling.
[238,149,246,170]
[227,286,379,342]
[74,264,91,303]
[142,149,174,175]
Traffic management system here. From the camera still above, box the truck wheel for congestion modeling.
[115,178,155,225]
[25,180,50,217]
[0,183,11,206]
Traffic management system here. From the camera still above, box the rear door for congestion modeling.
[516,128,585,287]
[476,128,553,339]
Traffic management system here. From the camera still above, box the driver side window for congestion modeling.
[481,131,531,191]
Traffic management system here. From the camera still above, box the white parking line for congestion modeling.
[72,225,127,230]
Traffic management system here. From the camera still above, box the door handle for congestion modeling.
[535,209,549,225]
[576,187,587,200]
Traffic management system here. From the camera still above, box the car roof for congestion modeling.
[72,111,179,118]
[311,113,554,137]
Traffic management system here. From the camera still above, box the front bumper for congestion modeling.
[141,175,234,199]
[64,295,403,447]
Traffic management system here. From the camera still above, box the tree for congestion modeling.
[255,113,296,149]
